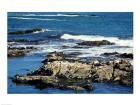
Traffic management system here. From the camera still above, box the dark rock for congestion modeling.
[77,40,115,46]
[89,14,97,17]
[117,53,133,59]
[8,47,36,57]
[101,52,119,56]
[101,52,133,59]
[27,67,53,76]
[12,75,93,91]
[62,45,70,49]
[8,28,45,35]
[42,51,65,63]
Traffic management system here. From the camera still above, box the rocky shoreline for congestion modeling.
[12,51,133,91]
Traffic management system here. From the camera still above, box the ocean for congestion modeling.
[8,12,133,94]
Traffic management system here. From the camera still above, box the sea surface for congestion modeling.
[8,12,133,94]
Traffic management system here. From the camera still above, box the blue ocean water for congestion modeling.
[8,12,133,94]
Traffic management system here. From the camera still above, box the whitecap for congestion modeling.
[9,17,65,21]
[21,13,80,17]
[61,34,133,47]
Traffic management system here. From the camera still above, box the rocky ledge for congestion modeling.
[12,51,133,91]
[77,40,115,46]
[8,47,36,57]
[8,28,45,35]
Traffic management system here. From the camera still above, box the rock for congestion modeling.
[92,65,113,82]
[77,40,115,46]
[89,14,97,17]
[113,60,133,72]
[43,60,92,79]
[27,67,53,76]
[62,45,70,49]
[12,51,133,91]
[8,47,36,57]
[8,28,45,35]
[101,52,133,59]
[43,52,65,63]
[117,53,133,59]
[91,60,100,66]
[101,52,119,56]
[91,59,133,85]
[12,75,93,91]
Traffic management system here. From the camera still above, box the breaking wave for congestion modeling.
[61,34,133,47]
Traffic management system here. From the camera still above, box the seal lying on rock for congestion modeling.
[12,51,133,91]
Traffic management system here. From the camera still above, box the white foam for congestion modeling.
[61,34,133,47]
[21,14,79,17]
[9,40,133,58]
[9,17,65,21]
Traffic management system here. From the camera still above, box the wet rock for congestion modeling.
[27,67,53,76]
[101,52,133,59]
[12,75,93,91]
[62,45,70,49]
[101,52,119,56]
[77,40,115,46]
[8,28,45,35]
[8,47,36,57]
[117,53,133,59]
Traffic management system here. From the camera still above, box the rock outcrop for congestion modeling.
[8,28,45,35]
[8,47,36,57]
[12,51,133,91]
[92,60,133,86]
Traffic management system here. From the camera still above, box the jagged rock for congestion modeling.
[12,52,133,91]
[77,40,115,46]
[43,60,92,79]
[92,65,113,82]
